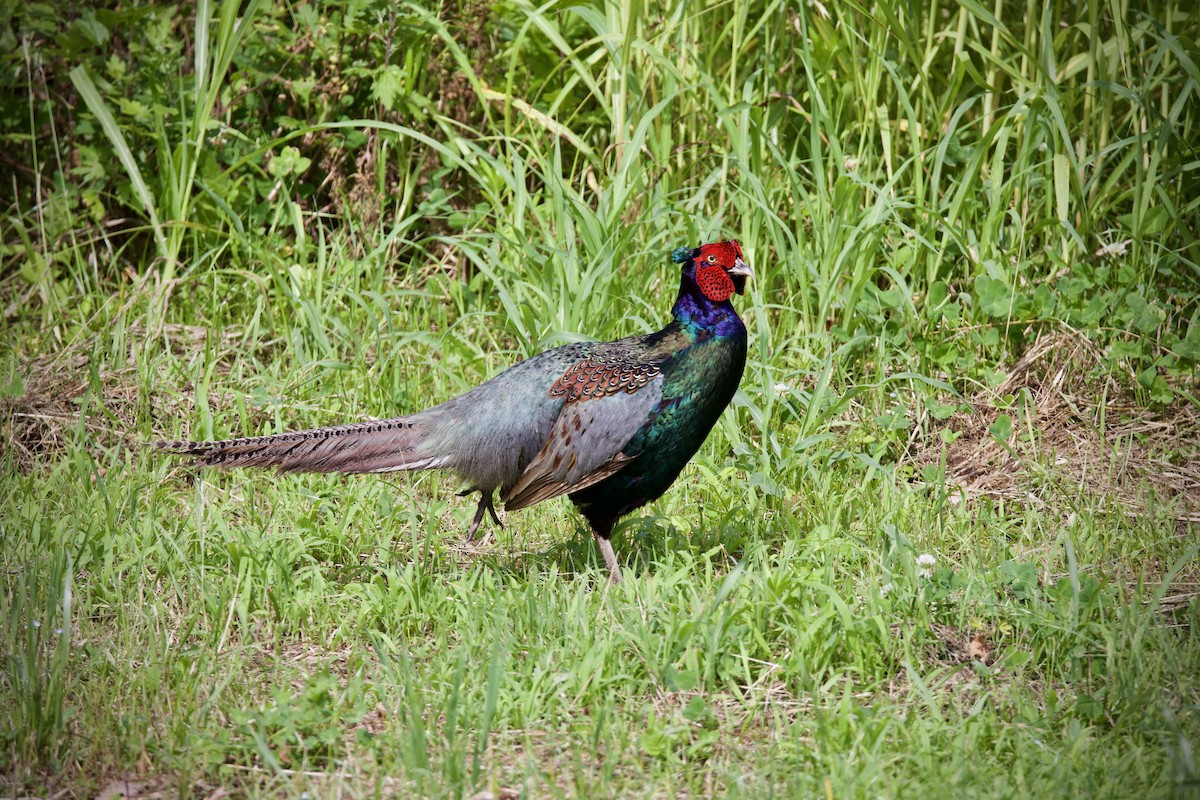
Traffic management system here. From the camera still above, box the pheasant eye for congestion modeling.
[706,254,717,264]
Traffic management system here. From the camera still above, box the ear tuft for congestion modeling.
[671,247,695,264]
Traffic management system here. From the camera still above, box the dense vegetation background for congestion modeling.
[2,0,1198,796]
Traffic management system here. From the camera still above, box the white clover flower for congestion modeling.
[1095,240,1129,259]
[880,582,894,598]
[774,382,790,397]
[917,553,936,579]
[844,155,859,172]
[31,620,40,629]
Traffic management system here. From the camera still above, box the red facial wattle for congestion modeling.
[696,264,736,301]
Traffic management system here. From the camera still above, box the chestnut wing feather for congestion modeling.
[502,358,663,511]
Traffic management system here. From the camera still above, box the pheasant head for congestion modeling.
[670,240,753,331]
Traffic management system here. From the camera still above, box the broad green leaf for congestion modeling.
[975,275,1013,317]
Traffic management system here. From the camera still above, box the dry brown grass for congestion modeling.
[0,353,140,473]
[912,330,1200,524]
[0,323,267,472]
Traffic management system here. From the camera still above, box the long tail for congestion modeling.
[155,416,449,474]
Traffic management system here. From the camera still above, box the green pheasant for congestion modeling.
[159,241,753,582]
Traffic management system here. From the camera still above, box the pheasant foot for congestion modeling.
[463,489,502,542]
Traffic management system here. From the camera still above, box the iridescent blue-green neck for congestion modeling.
[671,274,746,339]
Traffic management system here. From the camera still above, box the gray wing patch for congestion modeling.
[501,375,663,511]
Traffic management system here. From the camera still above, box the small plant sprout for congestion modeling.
[917,553,937,579]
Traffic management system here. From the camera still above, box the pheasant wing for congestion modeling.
[501,357,663,511]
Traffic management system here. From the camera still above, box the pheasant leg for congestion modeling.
[463,489,501,542]
[594,534,623,584]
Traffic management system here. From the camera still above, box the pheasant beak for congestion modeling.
[727,257,754,295]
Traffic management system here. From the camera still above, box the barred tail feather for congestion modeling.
[155,416,449,474]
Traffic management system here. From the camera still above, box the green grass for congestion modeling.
[2,0,1199,796]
